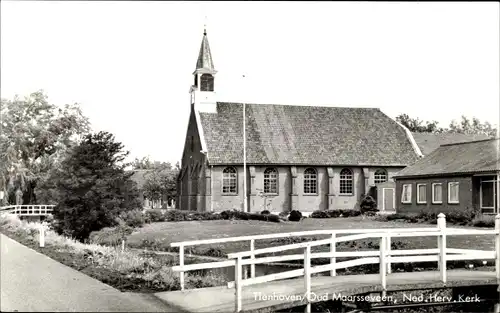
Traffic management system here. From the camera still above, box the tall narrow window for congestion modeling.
[222,167,237,194]
[264,168,278,194]
[304,168,317,194]
[374,169,388,184]
[432,183,443,204]
[339,168,353,195]
[417,184,427,204]
[401,184,412,203]
[448,182,459,204]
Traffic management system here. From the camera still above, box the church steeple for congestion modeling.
[190,26,217,113]
[195,28,215,71]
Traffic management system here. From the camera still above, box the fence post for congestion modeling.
[304,245,311,313]
[495,214,500,282]
[121,239,125,252]
[379,235,387,297]
[386,235,391,274]
[250,239,256,278]
[179,244,185,290]
[437,213,447,285]
[330,232,336,276]
[235,256,243,312]
[39,224,45,248]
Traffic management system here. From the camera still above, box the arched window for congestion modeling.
[304,168,318,194]
[340,168,353,195]
[374,169,388,184]
[200,74,214,91]
[222,167,237,194]
[263,168,278,194]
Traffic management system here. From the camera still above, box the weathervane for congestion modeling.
[203,15,207,35]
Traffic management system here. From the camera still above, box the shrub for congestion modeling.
[443,208,476,226]
[310,209,362,219]
[89,224,133,246]
[311,210,329,218]
[360,194,378,214]
[288,210,302,222]
[145,209,166,223]
[386,213,419,223]
[119,209,146,228]
[471,214,495,228]
[261,210,271,215]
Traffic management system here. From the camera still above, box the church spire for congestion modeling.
[196,27,215,71]
[190,24,217,113]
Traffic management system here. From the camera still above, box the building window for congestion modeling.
[448,182,459,204]
[222,167,237,194]
[401,184,412,203]
[417,184,427,204]
[339,168,353,195]
[303,168,317,194]
[264,168,278,194]
[432,183,443,204]
[374,169,388,184]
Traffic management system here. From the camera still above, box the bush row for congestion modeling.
[380,208,495,227]
[117,208,282,228]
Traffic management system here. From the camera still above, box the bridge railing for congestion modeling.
[170,213,500,313]
[225,213,500,312]
[170,224,442,290]
[0,205,55,216]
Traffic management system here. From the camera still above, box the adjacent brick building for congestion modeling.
[394,138,500,215]
[177,29,485,214]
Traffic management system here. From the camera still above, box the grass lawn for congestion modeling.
[127,216,495,257]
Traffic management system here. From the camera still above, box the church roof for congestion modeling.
[394,138,500,178]
[195,29,214,71]
[198,102,421,166]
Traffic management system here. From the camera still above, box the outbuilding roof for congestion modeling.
[394,138,500,178]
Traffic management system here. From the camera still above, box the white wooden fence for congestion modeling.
[170,213,500,312]
[0,205,55,216]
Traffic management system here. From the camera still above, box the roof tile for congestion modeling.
[199,102,420,166]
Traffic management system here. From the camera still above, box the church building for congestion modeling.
[176,29,425,213]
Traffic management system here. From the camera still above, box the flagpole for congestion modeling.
[242,74,247,213]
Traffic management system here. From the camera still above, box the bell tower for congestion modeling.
[190,27,217,113]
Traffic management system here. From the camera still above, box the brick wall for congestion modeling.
[395,176,474,214]
[206,165,405,213]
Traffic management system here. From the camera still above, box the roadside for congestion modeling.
[0,233,176,312]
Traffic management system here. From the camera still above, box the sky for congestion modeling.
[1,1,499,165]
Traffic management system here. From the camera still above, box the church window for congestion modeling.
[222,167,237,194]
[340,168,354,195]
[303,168,317,194]
[263,168,278,194]
[374,169,388,184]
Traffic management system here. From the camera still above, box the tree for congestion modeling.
[47,131,141,241]
[449,116,497,137]
[140,160,180,206]
[0,91,90,205]
[395,114,444,133]
[396,113,497,137]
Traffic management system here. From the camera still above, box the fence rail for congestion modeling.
[170,213,500,313]
[0,205,55,216]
